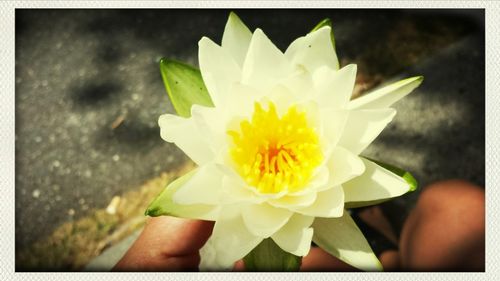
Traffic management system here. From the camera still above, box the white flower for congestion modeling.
[158,13,422,270]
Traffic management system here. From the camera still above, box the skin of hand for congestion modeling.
[113,216,214,271]
[113,216,355,271]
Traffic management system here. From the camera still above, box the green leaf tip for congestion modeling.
[159,58,213,117]
[365,157,418,192]
[144,169,218,220]
[243,238,301,271]
[310,18,332,32]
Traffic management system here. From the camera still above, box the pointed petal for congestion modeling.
[198,37,241,106]
[172,163,222,205]
[295,185,344,218]
[343,158,411,208]
[200,207,263,270]
[268,191,317,209]
[313,64,357,109]
[275,67,315,99]
[223,83,261,119]
[326,146,365,187]
[312,213,383,271]
[158,113,213,165]
[220,175,266,204]
[190,104,228,154]
[319,108,349,151]
[241,203,293,237]
[348,76,423,110]
[221,12,252,67]
[285,26,339,71]
[272,214,314,256]
[337,108,396,155]
[241,28,292,91]
[145,169,220,220]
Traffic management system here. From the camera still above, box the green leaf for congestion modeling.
[243,238,301,271]
[309,18,336,50]
[363,157,418,192]
[145,169,218,220]
[159,58,214,117]
[312,212,383,271]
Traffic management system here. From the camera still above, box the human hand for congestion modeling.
[113,216,358,271]
[113,216,214,271]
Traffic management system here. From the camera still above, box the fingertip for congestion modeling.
[143,216,215,257]
[233,259,245,271]
[301,247,358,271]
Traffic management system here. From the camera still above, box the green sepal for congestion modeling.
[243,238,301,271]
[344,157,418,209]
[310,18,336,50]
[159,58,213,117]
[364,157,418,192]
[145,169,217,220]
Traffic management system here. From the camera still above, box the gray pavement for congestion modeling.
[15,9,484,267]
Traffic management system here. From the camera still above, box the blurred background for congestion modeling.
[15,9,484,271]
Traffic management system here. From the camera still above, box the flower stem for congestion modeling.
[243,238,302,271]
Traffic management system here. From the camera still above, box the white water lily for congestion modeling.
[157,13,422,271]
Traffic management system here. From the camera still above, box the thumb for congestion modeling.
[113,216,214,271]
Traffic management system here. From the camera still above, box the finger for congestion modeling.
[142,216,215,257]
[379,250,400,271]
[113,216,214,271]
[233,259,245,271]
[301,247,358,271]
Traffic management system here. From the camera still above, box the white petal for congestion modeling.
[319,108,349,151]
[326,146,365,187]
[198,37,241,107]
[200,206,263,270]
[294,185,344,218]
[275,66,315,99]
[268,191,317,209]
[312,213,383,271]
[241,28,292,91]
[191,104,227,155]
[158,113,213,165]
[148,169,220,221]
[220,175,266,204]
[285,26,339,71]
[221,12,252,67]
[173,163,222,205]
[313,64,357,109]
[272,214,314,256]
[241,203,292,237]
[348,76,423,110]
[337,108,396,155]
[263,84,300,117]
[343,158,411,207]
[223,83,261,119]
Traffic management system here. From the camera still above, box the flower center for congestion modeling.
[228,102,323,194]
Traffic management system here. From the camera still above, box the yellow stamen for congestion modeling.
[228,102,323,193]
